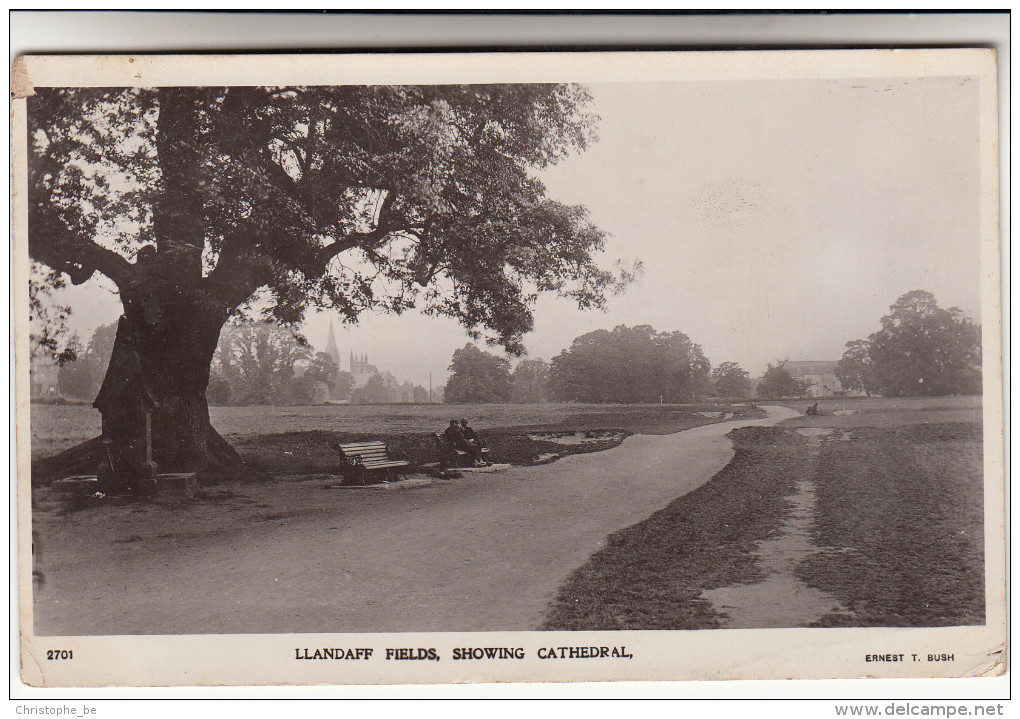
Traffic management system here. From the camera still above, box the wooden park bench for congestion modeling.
[432,433,491,469]
[333,441,409,485]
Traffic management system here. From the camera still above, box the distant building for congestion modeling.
[30,356,61,401]
[318,321,425,403]
[350,352,379,390]
[325,322,343,367]
[785,360,842,397]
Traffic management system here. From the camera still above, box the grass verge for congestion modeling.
[541,426,807,630]
[797,421,984,627]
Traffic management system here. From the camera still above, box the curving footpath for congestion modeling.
[35,405,798,635]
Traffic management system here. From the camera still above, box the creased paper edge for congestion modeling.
[11,56,35,99]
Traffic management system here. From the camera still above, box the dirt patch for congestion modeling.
[702,429,849,628]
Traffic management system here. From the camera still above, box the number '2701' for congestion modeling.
[47,650,72,660]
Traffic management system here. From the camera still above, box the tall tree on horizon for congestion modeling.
[756,362,808,400]
[511,358,551,403]
[859,290,981,397]
[711,361,752,399]
[445,344,513,404]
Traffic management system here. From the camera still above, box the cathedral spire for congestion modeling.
[325,321,342,365]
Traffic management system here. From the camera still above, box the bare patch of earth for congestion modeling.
[701,428,850,628]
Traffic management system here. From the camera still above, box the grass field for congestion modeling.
[29,401,762,478]
[543,395,986,629]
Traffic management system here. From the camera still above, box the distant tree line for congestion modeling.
[443,291,982,405]
[208,322,429,406]
[56,290,976,408]
[444,325,746,404]
[56,322,118,400]
[208,322,352,406]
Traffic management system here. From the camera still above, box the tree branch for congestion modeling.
[30,229,135,288]
[277,137,308,181]
[316,190,400,270]
[203,234,279,311]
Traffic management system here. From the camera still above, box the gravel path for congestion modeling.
[33,406,797,635]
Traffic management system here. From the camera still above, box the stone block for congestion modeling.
[153,472,198,498]
[51,475,99,493]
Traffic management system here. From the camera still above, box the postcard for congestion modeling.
[13,48,1004,687]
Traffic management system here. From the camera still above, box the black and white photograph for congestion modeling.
[13,48,1004,687]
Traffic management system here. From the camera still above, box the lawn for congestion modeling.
[29,395,986,630]
[29,401,763,480]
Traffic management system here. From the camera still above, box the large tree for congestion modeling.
[860,291,981,397]
[549,325,710,403]
[28,84,623,477]
[444,344,513,404]
[711,361,752,399]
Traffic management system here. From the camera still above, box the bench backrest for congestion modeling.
[337,441,392,464]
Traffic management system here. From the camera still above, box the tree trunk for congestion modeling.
[96,277,252,483]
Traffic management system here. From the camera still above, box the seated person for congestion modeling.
[443,419,482,465]
[460,418,482,443]
[461,418,488,464]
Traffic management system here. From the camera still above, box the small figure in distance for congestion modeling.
[444,419,482,466]
[460,418,488,466]
[806,402,819,416]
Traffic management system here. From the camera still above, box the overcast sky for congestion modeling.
[55,75,982,388]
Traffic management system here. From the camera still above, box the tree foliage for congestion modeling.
[853,290,981,397]
[57,322,118,399]
[351,373,392,404]
[711,361,752,399]
[28,84,626,355]
[549,325,710,403]
[211,322,311,405]
[445,344,513,404]
[511,358,550,403]
[836,339,878,396]
[756,362,809,399]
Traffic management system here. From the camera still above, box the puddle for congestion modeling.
[697,411,733,420]
[527,431,626,445]
[701,453,849,628]
[796,428,833,440]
